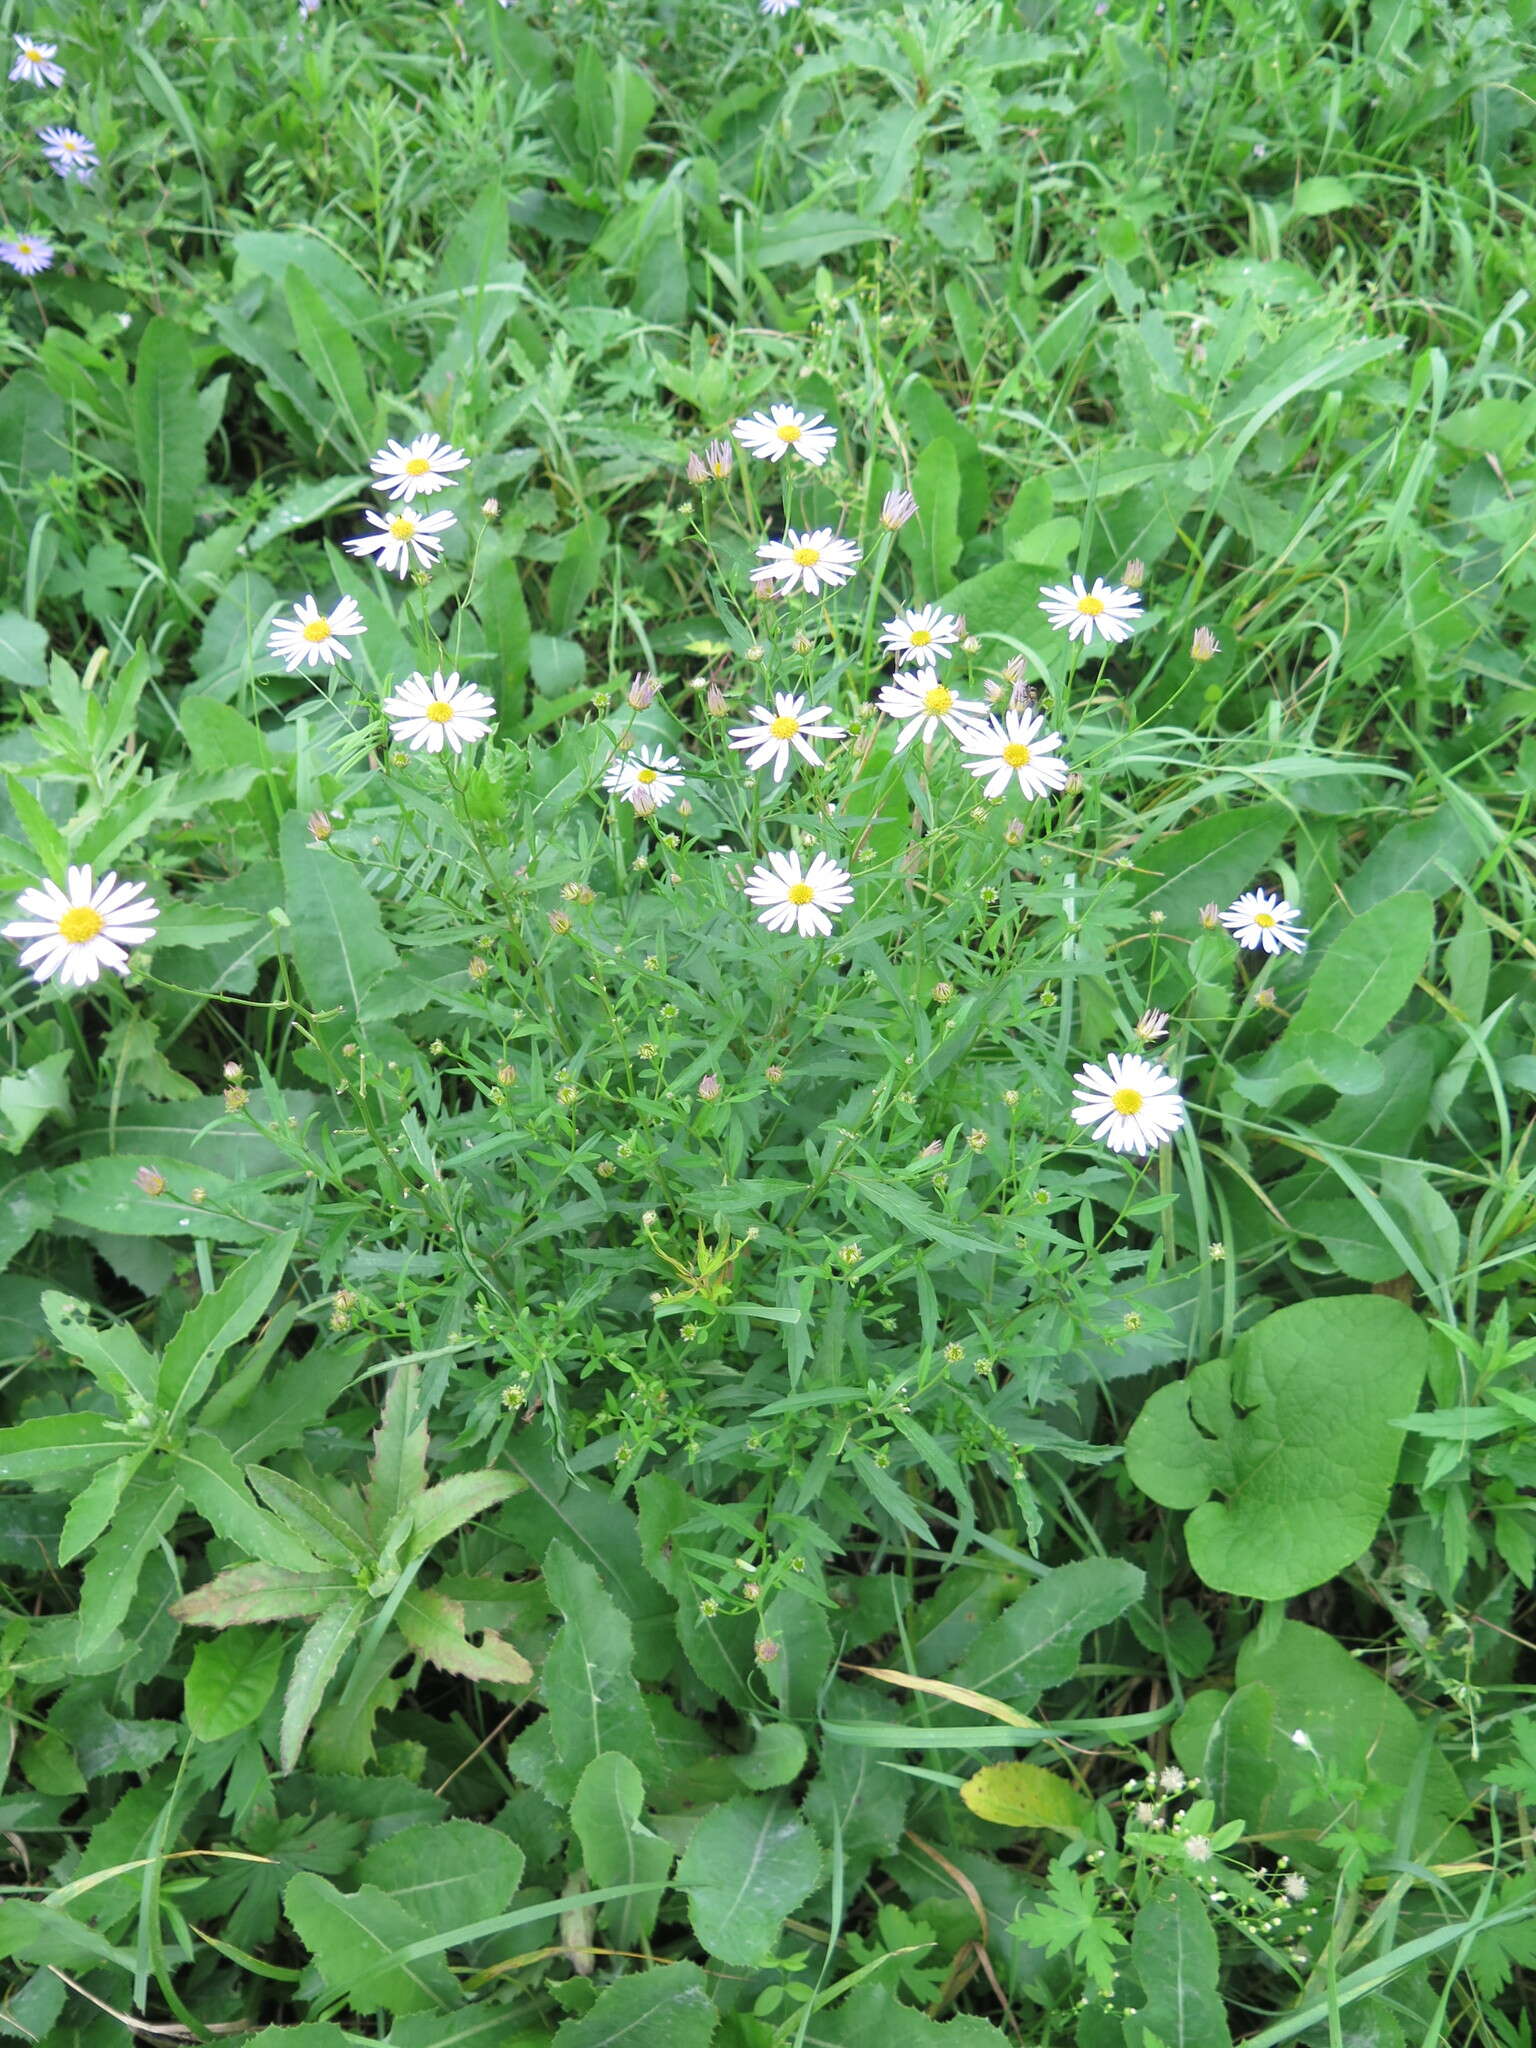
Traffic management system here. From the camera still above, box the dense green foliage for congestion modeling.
[1,0,1534,2041]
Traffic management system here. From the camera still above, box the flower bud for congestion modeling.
[307,809,333,842]
[1190,625,1220,662]
[135,1166,166,1197]
[1123,558,1147,588]
[697,1072,721,1100]
[880,487,917,530]
[627,670,658,710]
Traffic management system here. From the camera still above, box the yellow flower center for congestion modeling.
[635,767,657,784]
[1077,595,1106,616]
[1254,910,1276,927]
[768,715,800,740]
[923,685,954,714]
[909,629,933,647]
[425,701,455,723]
[787,882,814,905]
[791,546,821,566]
[775,422,802,443]
[25,46,43,59]
[57,905,104,944]
[1002,742,1032,768]
[404,456,431,476]
[16,243,32,255]
[389,515,416,539]
[302,618,332,643]
[1111,1087,1145,1116]
[61,138,79,151]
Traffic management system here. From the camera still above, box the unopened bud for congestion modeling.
[686,450,709,483]
[627,670,658,710]
[1123,558,1146,589]
[705,438,733,479]
[481,496,500,519]
[961,634,982,654]
[706,679,729,716]
[931,981,955,1005]
[698,1072,722,1100]
[467,954,488,981]
[880,487,917,530]
[548,909,572,935]
[223,1060,244,1082]
[497,1063,517,1087]
[1199,902,1221,929]
[307,809,333,842]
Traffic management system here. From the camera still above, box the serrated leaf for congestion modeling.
[543,1539,658,1781]
[367,1362,428,1543]
[77,1478,183,1655]
[174,1435,326,1574]
[570,1753,674,1947]
[729,1721,809,1791]
[172,1561,347,1628]
[959,1762,1090,1833]
[132,317,207,565]
[949,1557,1145,1708]
[396,1586,532,1686]
[282,1872,456,2017]
[157,1230,299,1431]
[0,1049,72,1155]
[358,1819,524,1941]
[549,1963,718,2048]
[677,1796,822,1966]
[185,1627,286,1740]
[409,1469,516,1559]
[42,1291,158,1408]
[1126,1296,1437,1598]
[248,1464,372,1565]
[58,1452,145,1566]
[281,1597,368,1773]
[812,1983,1010,2045]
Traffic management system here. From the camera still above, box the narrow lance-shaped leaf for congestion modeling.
[0,1412,132,1485]
[42,1292,158,1409]
[172,1562,348,1629]
[408,1468,517,1560]
[77,1479,184,1657]
[132,316,208,564]
[396,1586,532,1686]
[158,1229,299,1433]
[173,1435,327,1575]
[280,1596,369,1774]
[366,1362,428,1545]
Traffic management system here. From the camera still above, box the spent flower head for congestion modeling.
[880,487,918,530]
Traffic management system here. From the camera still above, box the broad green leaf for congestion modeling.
[173,1561,346,1628]
[283,268,374,458]
[760,1585,834,1721]
[1129,1880,1231,2047]
[1134,802,1289,929]
[1194,1682,1278,1829]
[1290,174,1357,215]
[408,1468,516,1559]
[1343,804,1482,914]
[729,1720,809,1791]
[42,1291,158,1408]
[185,1627,286,1740]
[1290,893,1435,1047]
[367,1361,428,1543]
[0,612,50,689]
[158,1230,299,1431]
[0,1409,127,1484]
[132,317,207,565]
[358,1819,524,1941]
[543,1539,659,1780]
[0,1901,135,1972]
[949,1557,1145,1707]
[280,1597,369,1773]
[549,1963,717,2048]
[570,1753,674,1946]
[0,1050,72,1155]
[396,1586,533,1687]
[677,1795,822,1965]
[58,1452,145,1565]
[174,1435,326,1574]
[282,1872,456,2017]
[901,435,961,592]
[1231,1031,1382,1108]
[279,811,415,1023]
[1126,1296,1438,1598]
[813,1984,1010,2044]
[960,1762,1090,1834]
[77,1478,183,1655]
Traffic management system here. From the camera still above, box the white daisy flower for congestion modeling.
[266,594,367,672]
[0,235,54,277]
[369,432,470,502]
[1038,573,1143,646]
[602,743,685,814]
[743,850,852,938]
[761,0,800,12]
[11,36,65,87]
[1071,1052,1186,1157]
[728,691,846,783]
[958,708,1070,801]
[754,527,862,599]
[878,603,963,669]
[5,866,159,989]
[343,505,456,578]
[731,404,838,467]
[39,126,97,180]
[876,673,986,753]
[381,671,495,755]
[1219,888,1307,956]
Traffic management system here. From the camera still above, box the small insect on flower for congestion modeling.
[344,506,456,577]
[267,594,367,672]
[11,35,64,86]
[1221,888,1307,956]
[958,708,1070,801]
[381,671,496,755]
[38,125,96,179]
[880,487,918,531]
[1070,1052,1186,1157]
[876,672,986,753]
[5,866,159,988]
[603,744,686,814]
[732,403,837,467]
[369,431,470,502]
[879,603,964,669]
[754,527,862,598]
[728,691,846,783]
[743,849,853,938]
[1038,573,1143,646]
[0,234,54,277]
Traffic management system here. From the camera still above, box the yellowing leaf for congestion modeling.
[959,1762,1089,1834]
